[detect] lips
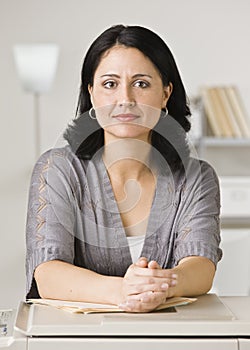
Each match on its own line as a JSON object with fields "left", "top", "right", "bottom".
{"left": 113, "top": 114, "right": 139, "bottom": 122}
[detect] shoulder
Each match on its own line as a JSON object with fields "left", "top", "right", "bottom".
{"left": 28, "top": 146, "right": 90, "bottom": 204}
{"left": 30, "top": 145, "right": 90, "bottom": 183}
{"left": 33, "top": 145, "right": 83, "bottom": 170}
{"left": 35, "top": 145, "right": 77, "bottom": 164}
{"left": 180, "top": 158, "right": 220, "bottom": 198}
{"left": 186, "top": 157, "right": 219, "bottom": 182}
{"left": 159, "top": 157, "right": 219, "bottom": 192}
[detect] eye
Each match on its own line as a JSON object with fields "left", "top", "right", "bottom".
{"left": 103, "top": 80, "right": 117, "bottom": 89}
{"left": 133, "top": 80, "right": 150, "bottom": 88}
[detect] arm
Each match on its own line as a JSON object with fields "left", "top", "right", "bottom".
{"left": 26, "top": 149, "right": 82, "bottom": 299}
{"left": 35, "top": 255, "right": 213, "bottom": 311}
{"left": 169, "top": 256, "right": 215, "bottom": 297}
{"left": 35, "top": 258, "right": 176, "bottom": 306}
{"left": 34, "top": 260, "right": 123, "bottom": 305}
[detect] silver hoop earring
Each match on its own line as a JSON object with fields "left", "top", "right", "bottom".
{"left": 89, "top": 107, "right": 96, "bottom": 120}
{"left": 161, "top": 108, "right": 168, "bottom": 118}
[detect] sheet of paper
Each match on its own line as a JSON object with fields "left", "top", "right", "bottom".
{"left": 27, "top": 297, "right": 197, "bottom": 314}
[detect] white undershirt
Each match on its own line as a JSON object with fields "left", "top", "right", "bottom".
{"left": 127, "top": 235, "right": 145, "bottom": 263}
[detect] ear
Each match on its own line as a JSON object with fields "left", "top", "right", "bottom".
{"left": 88, "top": 84, "right": 94, "bottom": 105}
{"left": 162, "top": 82, "right": 173, "bottom": 108}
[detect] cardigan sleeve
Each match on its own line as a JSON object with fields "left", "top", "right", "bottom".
{"left": 173, "top": 159, "right": 222, "bottom": 267}
{"left": 25, "top": 147, "right": 82, "bottom": 297}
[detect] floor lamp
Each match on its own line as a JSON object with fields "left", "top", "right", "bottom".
{"left": 13, "top": 44, "right": 59, "bottom": 159}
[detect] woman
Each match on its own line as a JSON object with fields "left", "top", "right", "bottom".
{"left": 26, "top": 24, "right": 222, "bottom": 313}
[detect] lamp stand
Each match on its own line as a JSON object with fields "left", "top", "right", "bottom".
{"left": 34, "top": 93, "right": 41, "bottom": 160}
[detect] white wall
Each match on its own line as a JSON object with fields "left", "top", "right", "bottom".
{"left": 0, "top": 0, "right": 250, "bottom": 308}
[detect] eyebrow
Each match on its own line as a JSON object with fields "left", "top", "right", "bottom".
{"left": 100, "top": 73, "right": 153, "bottom": 79}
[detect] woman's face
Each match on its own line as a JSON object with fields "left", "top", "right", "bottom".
{"left": 88, "top": 45, "right": 172, "bottom": 143}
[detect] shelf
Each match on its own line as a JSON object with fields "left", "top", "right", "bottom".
{"left": 202, "top": 137, "right": 250, "bottom": 146}
{"left": 221, "top": 217, "right": 250, "bottom": 228}
{"left": 189, "top": 137, "right": 250, "bottom": 147}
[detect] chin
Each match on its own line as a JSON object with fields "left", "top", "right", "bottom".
{"left": 104, "top": 124, "right": 151, "bottom": 140}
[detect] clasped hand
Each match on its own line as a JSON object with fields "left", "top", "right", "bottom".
{"left": 119, "top": 257, "right": 178, "bottom": 313}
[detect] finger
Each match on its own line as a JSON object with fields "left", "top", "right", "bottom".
{"left": 148, "top": 260, "right": 161, "bottom": 269}
{"left": 135, "top": 257, "right": 148, "bottom": 268}
{"left": 123, "top": 266, "right": 177, "bottom": 296}
{"left": 118, "top": 299, "right": 155, "bottom": 313}
{"left": 118, "top": 300, "right": 148, "bottom": 313}
{"left": 125, "top": 278, "right": 170, "bottom": 295}
{"left": 128, "top": 290, "right": 166, "bottom": 303}
{"left": 132, "top": 265, "right": 178, "bottom": 280}
{"left": 119, "top": 292, "right": 165, "bottom": 313}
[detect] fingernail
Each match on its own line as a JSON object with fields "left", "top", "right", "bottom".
{"left": 172, "top": 274, "right": 178, "bottom": 279}
{"left": 170, "top": 280, "right": 177, "bottom": 286}
{"left": 161, "top": 283, "right": 169, "bottom": 290}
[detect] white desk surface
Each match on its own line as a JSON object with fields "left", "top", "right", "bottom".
{"left": 14, "top": 294, "right": 250, "bottom": 337}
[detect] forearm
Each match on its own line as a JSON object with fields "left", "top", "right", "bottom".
{"left": 168, "top": 256, "right": 215, "bottom": 297}
{"left": 34, "top": 260, "right": 123, "bottom": 305}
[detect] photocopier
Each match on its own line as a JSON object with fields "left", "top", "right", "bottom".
{"left": 1, "top": 294, "right": 250, "bottom": 350}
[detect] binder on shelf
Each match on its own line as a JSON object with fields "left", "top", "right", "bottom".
{"left": 217, "top": 87, "right": 242, "bottom": 138}
{"left": 225, "top": 86, "right": 250, "bottom": 138}
{"left": 200, "top": 85, "right": 250, "bottom": 138}
{"left": 209, "top": 87, "right": 233, "bottom": 137}
{"left": 201, "top": 88, "right": 222, "bottom": 137}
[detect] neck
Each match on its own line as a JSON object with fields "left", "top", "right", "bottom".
{"left": 102, "top": 138, "right": 154, "bottom": 182}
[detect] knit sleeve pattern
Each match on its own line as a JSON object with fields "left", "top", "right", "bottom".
{"left": 173, "top": 159, "right": 222, "bottom": 267}
{"left": 25, "top": 147, "right": 82, "bottom": 296}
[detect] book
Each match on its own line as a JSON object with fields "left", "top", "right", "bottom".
{"left": 225, "top": 86, "right": 250, "bottom": 138}
{"left": 201, "top": 85, "right": 250, "bottom": 138}
{"left": 201, "top": 88, "right": 223, "bottom": 137}
{"left": 217, "top": 87, "right": 242, "bottom": 138}
{"left": 27, "top": 296, "right": 197, "bottom": 314}
{"left": 209, "top": 87, "right": 233, "bottom": 137}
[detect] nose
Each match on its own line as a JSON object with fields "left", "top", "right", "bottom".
{"left": 117, "top": 84, "right": 136, "bottom": 107}
{"left": 119, "top": 100, "right": 136, "bottom": 108}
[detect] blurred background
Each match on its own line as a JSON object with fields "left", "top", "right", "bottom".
{"left": 0, "top": 0, "right": 250, "bottom": 308}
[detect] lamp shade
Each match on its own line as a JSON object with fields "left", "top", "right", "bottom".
{"left": 13, "top": 44, "right": 59, "bottom": 94}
